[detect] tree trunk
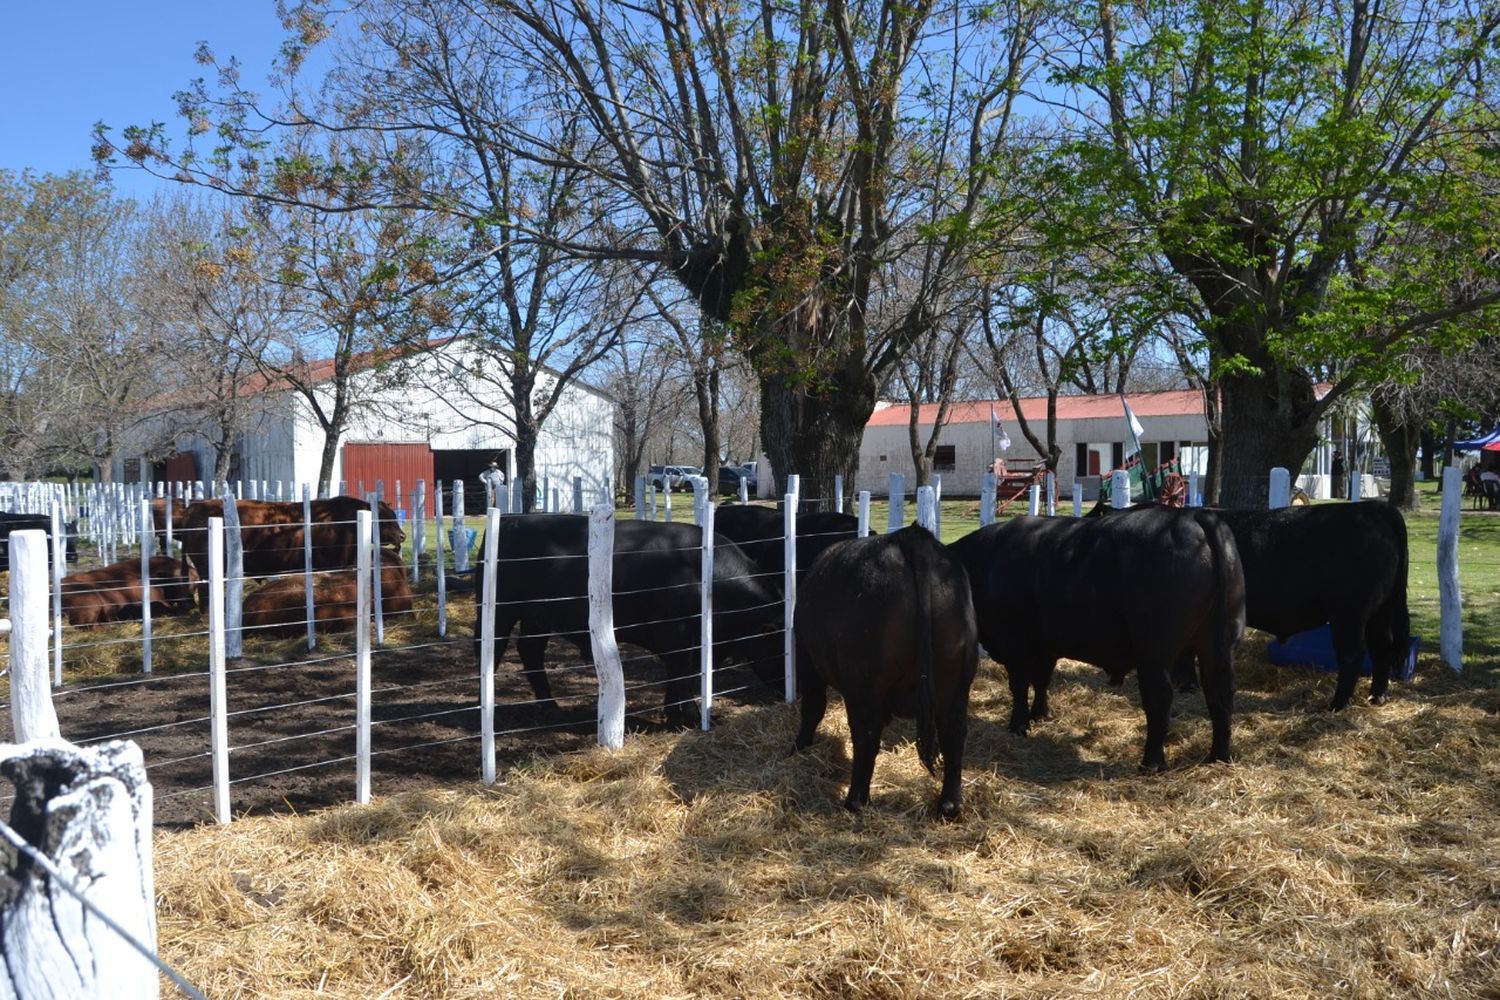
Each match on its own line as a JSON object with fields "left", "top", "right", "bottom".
{"left": 317, "top": 428, "right": 340, "bottom": 494}
{"left": 1215, "top": 368, "right": 1321, "bottom": 507}
{"left": 695, "top": 365, "right": 720, "bottom": 483}
{"left": 1373, "top": 395, "right": 1420, "bottom": 510}
{"left": 1441, "top": 414, "right": 1458, "bottom": 470}
{"left": 1419, "top": 425, "right": 1438, "bottom": 480}
{"left": 907, "top": 392, "right": 931, "bottom": 487}
{"left": 759, "top": 364, "right": 876, "bottom": 512}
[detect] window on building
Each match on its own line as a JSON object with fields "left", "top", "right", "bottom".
{"left": 934, "top": 445, "right": 956, "bottom": 471}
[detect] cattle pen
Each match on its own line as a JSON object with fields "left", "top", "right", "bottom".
{"left": 2, "top": 473, "right": 1498, "bottom": 998}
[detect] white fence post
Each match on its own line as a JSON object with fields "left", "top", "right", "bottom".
{"left": 434, "top": 483, "right": 448, "bottom": 637}
{"left": 738, "top": 476, "right": 748, "bottom": 505}
{"left": 452, "top": 480, "right": 469, "bottom": 573}
{"left": 635, "top": 475, "right": 647, "bottom": 519}
{"left": 1111, "top": 470, "right": 1131, "bottom": 509}
{"left": 355, "top": 510, "right": 372, "bottom": 805}
{"left": 223, "top": 494, "right": 243, "bottom": 659}
{"left": 888, "top": 473, "right": 905, "bottom": 532}
{"left": 207, "top": 517, "right": 230, "bottom": 824}
{"left": 50, "top": 501, "right": 64, "bottom": 687}
{"left": 573, "top": 476, "right": 584, "bottom": 515}
{"left": 933, "top": 474, "right": 943, "bottom": 536}
{"left": 1438, "top": 466, "right": 1464, "bottom": 672}
{"left": 663, "top": 481, "right": 673, "bottom": 522}
{"left": 834, "top": 475, "right": 844, "bottom": 513}
{"left": 980, "top": 472, "right": 997, "bottom": 527}
{"left": 783, "top": 495, "right": 797, "bottom": 703}
{"left": 8, "top": 531, "right": 60, "bottom": 742}
{"left": 648, "top": 482, "right": 658, "bottom": 521}
{"left": 368, "top": 494, "right": 385, "bottom": 647}
{"left": 699, "top": 499, "right": 714, "bottom": 732}
{"left": 479, "top": 508, "right": 501, "bottom": 784}
{"left": 588, "top": 505, "right": 626, "bottom": 749}
{"left": 138, "top": 499, "right": 152, "bottom": 674}
{"left": 1045, "top": 471, "right": 1057, "bottom": 516}
{"left": 1268, "top": 467, "right": 1291, "bottom": 509}
{"left": 412, "top": 480, "right": 426, "bottom": 584}
{"left": 1073, "top": 482, "right": 1084, "bottom": 517}
{"left": 1028, "top": 483, "right": 1041, "bottom": 516}
{"left": 857, "top": 491, "right": 871, "bottom": 537}
{"left": 303, "top": 485, "right": 316, "bottom": 651}
{"left": 0, "top": 740, "right": 163, "bottom": 1000}
{"left": 1189, "top": 471, "right": 1200, "bottom": 506}
{"left": 916, "top": 485, "right": 937, "bottom": 534}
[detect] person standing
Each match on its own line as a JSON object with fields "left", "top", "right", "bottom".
{"left": 1331, "top": 449, "right": 1346, "bottom": 500}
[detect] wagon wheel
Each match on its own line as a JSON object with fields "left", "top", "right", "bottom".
{"left": 1289, "top": 486, "right": 1312, "bottom": 506}
{"left": 1159, "top": 474, "right": 1187, "bottom": 508}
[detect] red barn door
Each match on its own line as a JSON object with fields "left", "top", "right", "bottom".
{"left": 341, "top": 442, "right": 435, "bottom": 511}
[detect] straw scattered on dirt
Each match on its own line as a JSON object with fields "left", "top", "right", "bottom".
{"left": 154, "top": 647, "right": 1500, "bottom": 999}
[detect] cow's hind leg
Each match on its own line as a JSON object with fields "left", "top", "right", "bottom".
{"left": 843, "top": 698, "right": 884, "bottom": 812}
{"left": 1327, "top": 619, "right": 1367, "bottom": 711}
{"left": 517, "top": 630, "right": 558, "bottom": 709}
{"left": 1030, "top": 658, "right": 1058, "bottom": 721}
{"left": 793, "top": 649, "right": 828, "bottom": 753}
{"left": 1364, "top": 615, "right": 1397, "bottom": 705}
{"left": 1198, "top": 641, "right": 1234, "bottom": 764}
{"left": 1003, "top": 660, "right": 1033, "bottom": 735}
{"left": 1138, "top": 665, "right": 1173, "bottom": 772}
{"left": 935, "top": 684, "right": 970, "bottom": 820}
{"left": 659, "top": 651, "right": 700, "bottom": 729}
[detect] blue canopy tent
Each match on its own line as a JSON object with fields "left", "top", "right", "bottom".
{"left": 1453, "top": 428, "right": 1500, "bottom": 451}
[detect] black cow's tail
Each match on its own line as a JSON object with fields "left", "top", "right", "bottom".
{"left": 898, "top": 526, "right": 940, "bottom": 776}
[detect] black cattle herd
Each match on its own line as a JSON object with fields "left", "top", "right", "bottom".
{"left": 475, "top": 499, "right": 1410, "bottom": 819}
{"left": 5, "top": 496, "right": 1412, "bottom": 820}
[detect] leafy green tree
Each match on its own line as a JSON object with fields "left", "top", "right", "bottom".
{"left": 1046, "top": 0, "right": 1500, "bottom": 504}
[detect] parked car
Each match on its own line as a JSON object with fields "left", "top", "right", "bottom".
{"left": 718, "top": 466, "right": 750, "bottom": 495}
{"left": 647, "top": 465, "right": 701, "bottom": 492}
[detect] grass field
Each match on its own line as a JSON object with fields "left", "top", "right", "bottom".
{"left": 131, "top": 491, "right": 1500, "bottom": 999}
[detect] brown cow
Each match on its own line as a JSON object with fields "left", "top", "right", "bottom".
{"left": 241, "top": 551, "right": 414, "bottom": 635}
{"left": 177, "top": 497, "right": 405, "bottom": 605}
{"left": 61, "top": 556, "right": 199, "bottom": 627}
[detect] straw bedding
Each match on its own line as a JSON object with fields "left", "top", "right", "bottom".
{"left": 155, "top": 649, "right": 1499, "bottom": 998}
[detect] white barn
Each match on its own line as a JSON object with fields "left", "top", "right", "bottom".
{"left": 857, "top": 389, "right": 1210, "bottom": 497}
{"left": 117, "top": 339, "right": 615, "bottom": 508}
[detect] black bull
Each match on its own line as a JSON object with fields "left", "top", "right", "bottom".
{"left": 710, "top": 505, "right": 862, "bottom": 579}
{"left": 1090, "top": 501, "right": 1411, "bottom": 710}
{"left": 472, "top": 515, "right": 785, "bottom": 725}
{"left": 951, "top": 506, "right": 1246, "bottom": 770}
{"left": 794, "top": 526, "right": 978, "bottom": 817}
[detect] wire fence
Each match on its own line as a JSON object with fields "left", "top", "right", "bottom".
{"left": 2, "top": 467, "right": 1492, "bottom": 828}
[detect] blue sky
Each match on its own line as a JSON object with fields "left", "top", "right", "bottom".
{"left": 0, "top": 2, "right": 292, "bottom": 200}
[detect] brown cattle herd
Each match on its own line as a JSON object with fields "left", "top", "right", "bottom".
{"left": 59, "top": 497, "right": 407, "bottom": 631}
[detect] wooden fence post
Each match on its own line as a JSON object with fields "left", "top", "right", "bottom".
{"left": 368, "top": 494, "right": 385, "bottom": 647}
{"left": 738, "top": 476, "right": 748, "bottom": 505}
{"left": 412, "top": 480, "right": 426, "bottom": 584}
{"left": 1188, "top": 472, "right": 1200, "bottom": 506}
{"left": 0, "top": 740, "right": 164, "bottom": 999}
{"left": 8, "top": 531, "right": 60, "bottom": 742}
{"left": 1268, "top": 467, "right": 1291, "bottom": 509}
{"left": 699, "top": 499, "right": 715, "bottom": 731}
{"left": 1073, "top": 482, "right": 1084, "bottom": 517}
{"left": 573, "top": 476, "right": 584, "bottom": 515}
{"left": 355, "top": 511, "right": 372, "bottom": 805}
{"left": 635, "top": 475, "right": 647, "bottom": 519}
{"left": 223, "top": 494, "right": 243, "bottom": 659}
{"left": 980, "top": 473, "right": 996, "bottom": 527}
{"left": 834, "top": 475, "right": 844, "bottom": 513}
{"left": 857, "top": 491, "right": 871, "bottom": 537}
{"left": 479, "top": 508, "right": 501, "bottom": 784}
{"left": 49, "top": 501, "right": 64, "bottom": 687}
{"left": 452, "top": 480, "right": 468, "bottom": 573}
{"left": 1028, "top": 483, "right": 1041, "bottom": 516}
{"left": 888, "top": 473, "right": 905, "bottom": 532}
{"left": 434, "top": 483, "right": 448, "bottom": 637}
{"left": 207, "top": 517, "right": 230, "bottom": 824}
{"left": 663, "top": 480, "right": 673, "bottom": 522}
{"left": 138, "top": 499, "right": 152, "bottom": 674}
{"left": 1111, "top": 470, "right": 1131, "bottom": 509}
{"left": 916, "top": 485, "right": 938, "bottom": 534}
{"left": 588, "top": 505, "right": 626, "bottom": 749}
{"left": 1438, "top": 466, "right": 1463, "bottom": 672}
{"left": 303, "top": 485, "right": 316, "bottom": 651}
{"left": 1045, "top": 471, "right": 1057, "bottom": 516}
{"left": 933, "top": 474, "right": 943, "bottom": 536}
{"left": 783, "top": 495, "right": 797, "bottom": 703}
